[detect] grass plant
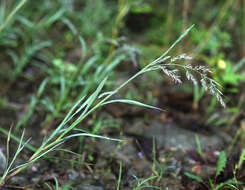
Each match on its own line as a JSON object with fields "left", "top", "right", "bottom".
{"left": 0, "top": 1, "right": 244, "bottom": 189}
{"left": 0, "top": 24, "right": 226, "bottom": 188}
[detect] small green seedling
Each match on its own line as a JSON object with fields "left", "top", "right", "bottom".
{"left": 185, "top": 150, "right": 243, "bottom": 190}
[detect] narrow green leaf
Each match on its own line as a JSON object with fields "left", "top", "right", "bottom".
{"left": 44, "top": 182, "right": 53, "bottom": 190}
{"left": 102, "top": 99, "right": 162, "bottom": 111}
{"left": 136, "top": 186, "right": 160, "bottom": 189}
{"left": 214, "top": 182, "right": 226, "bottom": 190}
{"left": 140, "top": 175, "right": 158, "bottom": 185}
{"left": 208, "top": 177, "right": 214, "bottom": 189}
{"left": 79, "top": 35, "right": 87, "bottom": 60}
{"left": 37, "top": 78, "right": 49, "bottom": 97}
{"left": 81, "top": 55, "right": 99, "bottom": 75}
{"left": 98, "top": 91, "right": 115, "bottom": 99}
{"left": 64, "top": 133, "right": 122, "bottom": 142}
{"left": 52, "top": 176, "right": 59, "bottom": 190}
{"left": 237, "top": 148, "right": 245, "bottom": 169}
{"left": 117, "top": 161, "right": 123, "bottom": 190}
{"left": 45, "top": 8, "right": 65, "bottom": 26}
{"left": 184, "top": 172, "right": 203, "bottom": 183}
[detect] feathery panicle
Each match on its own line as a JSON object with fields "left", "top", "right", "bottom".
{"left": 147, "top": 54, "right": 225, "bottom": 107}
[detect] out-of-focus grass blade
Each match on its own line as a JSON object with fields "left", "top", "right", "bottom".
{"left": 40, "top": 8, "right": 65, "bottom": 27}
{"left": 81, "top": 55, "right": 99, "bottom": 75}
{"left": 99, "top": 55, "right": 125, "bottom": 78}
{"left": 15, "top": 79, "right": 48, "bottom": 131}
{"left": 62, "top": 17, "right": 77, "bottom": 35}
{"left": 17, "top": 16, "right": 34, "bottom": 28}
{"left": 234, "top": 57, "right": 245, "bottom": 72}
{"left": 151, "top": 24, "right": 195, "bottom": 65}
{"left": 79, "top": 36, "right": 87, "bottom": 60}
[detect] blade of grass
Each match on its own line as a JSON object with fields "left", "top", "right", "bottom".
{"left": 102, "top": 99, "right": 162, "bottom": 111}
{"left": 63, "top": 133, "right": 122, "bottom": 142}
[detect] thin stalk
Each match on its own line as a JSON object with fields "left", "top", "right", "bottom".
{"left": 117, "top": 161, "right": 123, "bottom": 190}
